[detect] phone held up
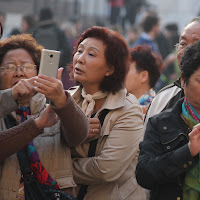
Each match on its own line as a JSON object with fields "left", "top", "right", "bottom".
{"left": 39, "top": 49, "right": 61, "bottom": 78}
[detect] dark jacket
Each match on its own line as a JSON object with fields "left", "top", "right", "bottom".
{"left": 33, "top": 20, "right": 71, "bottom": 67}
{"left": 136, "top": 98, "right": 198, "bottom": 200}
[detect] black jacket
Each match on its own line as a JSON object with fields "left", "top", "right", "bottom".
{"left": 136, "top": 98, "right": 198, "bottom": 200}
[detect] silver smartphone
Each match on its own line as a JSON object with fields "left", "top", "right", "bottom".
{"left": 39, "top": 49, "right": 61, "bottom": 78}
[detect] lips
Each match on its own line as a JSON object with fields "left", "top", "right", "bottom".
{"left": 75, "top": 67, "right": 84, "bottom": 73}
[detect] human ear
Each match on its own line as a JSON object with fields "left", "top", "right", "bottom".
{"left": 180, "top": 73, "right": 184, "bottom": 89}
{"left": 105, "top": 65, "right": 114, "bottom": 76}
{"left": 141, "top": 71, "right": 148, "bottom": 83}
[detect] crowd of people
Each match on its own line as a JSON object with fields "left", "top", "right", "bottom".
{"left": 1, "top": 4, "right": 200, "bottom": 200}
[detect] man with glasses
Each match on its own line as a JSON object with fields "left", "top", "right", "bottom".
{"left": 144, "top": 17, "right": 200, "bottom": 127}
{"left": 142, "top": 16, "right": 200, "bottom": 200}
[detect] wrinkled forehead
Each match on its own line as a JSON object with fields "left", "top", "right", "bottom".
{"left": 180, "top": 21, "right": 200, "bottom": 42}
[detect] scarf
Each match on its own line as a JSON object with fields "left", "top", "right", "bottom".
{"left": 81, "top": 88, "right": 108, "bottom": 117}
{"left": 182, "top": 97, "right": 200, "bottom": 200}
{"left": 139, "top": 89, "right": 156, "bottom": 114}
{"left": 16, "top": 106, "right": 59, "bottom": 200}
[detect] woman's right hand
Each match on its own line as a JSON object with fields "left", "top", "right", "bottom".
{"left": 12, "top": 77, "right": 36, "bottom": 106}
{"left": 34, "top": 105, "right": 59, "bottom": 129}
{"left": 188, "top": 123, "right": 200, "bottom": 156}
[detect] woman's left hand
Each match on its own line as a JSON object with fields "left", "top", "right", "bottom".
{"left": 35, "top": 105, "right": 59, "bottom": 129}
{"left": 34, "top": 68, "right": 67, "bottom": 108}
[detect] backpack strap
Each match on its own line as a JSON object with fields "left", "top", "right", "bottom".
{"left": 77, "top": 109, "right": 110, "bottom": 200}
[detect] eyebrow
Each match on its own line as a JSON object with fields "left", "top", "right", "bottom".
{"left": 78, "top": 44, "right": 100, "bottom": 52}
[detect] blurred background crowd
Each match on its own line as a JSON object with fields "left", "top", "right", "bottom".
{"left": 1, "top": 0, "right": 200, "bottom": 92}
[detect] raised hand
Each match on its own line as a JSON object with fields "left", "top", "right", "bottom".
{"left": 34, "top": 105, "right": 59, "bottom": 129}
{"left": 34, "top": 68, "right": 67, "bottom": 108}
{"left": 12, "top": 77, "right": 36, "bottom": 106}
{"left": 188, "top": 123, "right": 200, "bottom": 156}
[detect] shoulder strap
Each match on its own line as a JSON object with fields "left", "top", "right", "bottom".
{"left": 77, "top": 109, "right": 110, "bottom": 200}
{"left": 17, "top": 148, "right": 32, "bottom": 176}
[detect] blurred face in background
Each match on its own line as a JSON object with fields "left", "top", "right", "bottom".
{"left": 125, "top": 61, "right": 142, "bottom": 95}
{"left": 21, "top": 19, "right": 29, "bottom": 33}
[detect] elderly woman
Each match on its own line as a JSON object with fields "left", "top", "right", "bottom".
{"left": 136, "top": 40, "right": 200, "bottom": 200}
{"left": 0, "top": 34, "right": 89, "bottom": 199}
{"left": 125, "top": 45, "right": 161, "bottom": 114}
{"left": 68, "top": 26, "right": 145, "bottom": 200}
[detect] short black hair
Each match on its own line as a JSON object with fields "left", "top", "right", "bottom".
{"left": 142, "top": 15, "right": 159, "bottom": 33}
{"left": 181, "top": 40, "right": 200, "bottom": 85}
{"left": 165, "top": 23, "right": 178, "bottom": 32}
{"left": 130, "top": 45, "right": 161, "bottom": 88}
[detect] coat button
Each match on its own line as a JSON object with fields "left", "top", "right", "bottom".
{"left": 183, "top": 164, "right": 187, "bottom": 168}
{"left": 188, "top": 161, "right": 192, "bottom": 165}
{"left": 163, "top": 126, "right": 167, "bottom": 130}
{"left": 167, "top": 146, "right": 170, "bottom": 149}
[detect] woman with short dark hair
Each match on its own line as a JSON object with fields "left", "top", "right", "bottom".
{"left": 125, "top": 45, "right": 162, "bottom": 114}
{"left": 68, "top": 26, "right": 145, "bottom": 200}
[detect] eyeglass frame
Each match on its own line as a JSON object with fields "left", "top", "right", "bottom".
{"left": 174, "top": 43, "right": 180, "bottom": 51}
{"left": 0, "top": 63, "right": 37, "bottom": 73}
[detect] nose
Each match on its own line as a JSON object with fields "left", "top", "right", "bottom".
{"left": 76, "top": 52, "right": 85, "bottom": 64}
{"left": 14, "top": 66, "right": 25, "bottom": 77}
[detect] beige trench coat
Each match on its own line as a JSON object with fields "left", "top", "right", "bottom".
{"left": 70, "top": 86, "right": 146, "bottom": 200}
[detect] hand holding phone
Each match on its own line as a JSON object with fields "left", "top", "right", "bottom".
{"left": 39, "top": 49, "right": 61, "bottom": 78}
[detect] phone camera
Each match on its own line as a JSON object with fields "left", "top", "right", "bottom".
{"left": 50, "top": 54, "right": 53, "bottom": 58}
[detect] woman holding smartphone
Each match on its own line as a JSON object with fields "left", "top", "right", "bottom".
{"left": 0, "top": 34, "right": 89, "bottom": 199}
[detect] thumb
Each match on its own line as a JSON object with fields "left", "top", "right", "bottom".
{"left": 57, "top": 67, "right": 63, "bottom": 81}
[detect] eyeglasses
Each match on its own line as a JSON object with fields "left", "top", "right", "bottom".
{"left": 0, "top": 63, "right": 37, "bottom": 73}
{"left": 174, "top": 43, "right": 180, "bottom": 51}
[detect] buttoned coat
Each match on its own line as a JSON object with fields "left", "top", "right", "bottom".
{"left": 69, "top": 86, "right": 146, "bottom": 200}
{"left": 136, "top": 98, "right": 198, "bottom": 200}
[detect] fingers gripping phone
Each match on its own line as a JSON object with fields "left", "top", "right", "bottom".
{"left": 39, "top": 49, "right": 61, "bottom": 78}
